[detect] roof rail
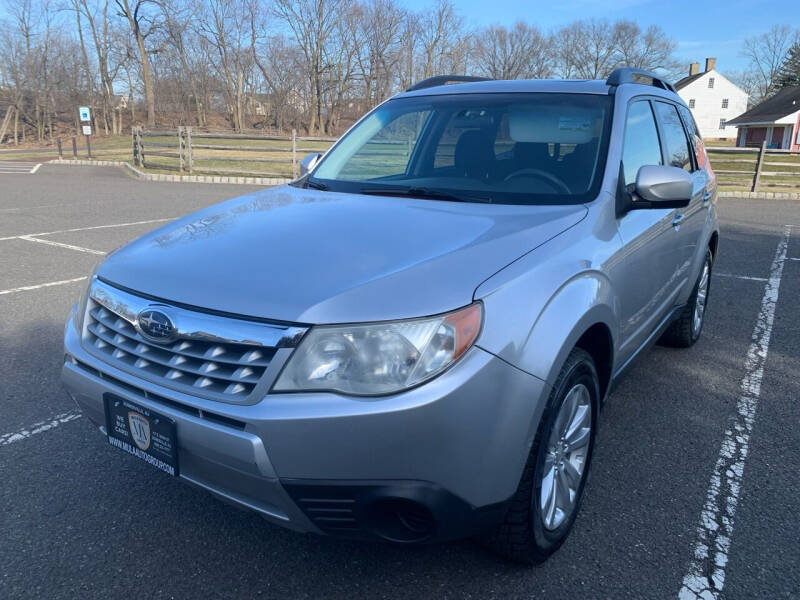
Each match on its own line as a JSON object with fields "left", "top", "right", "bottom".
{"left": 605, "top": 68, "right": 676, "bottom": 94}
{"left": 405, "top": 75, "right": 492, "bottom": 92}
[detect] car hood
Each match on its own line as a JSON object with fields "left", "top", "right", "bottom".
{"left": 98, "top": 186, "right": 587, "bottom": 324}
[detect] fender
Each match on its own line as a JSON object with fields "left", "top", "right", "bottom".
{"left": 477, "top": 272, "right": 618, "bottom": 386}
{"left": 527, "top": 274, "right": 618, "bottom": 388}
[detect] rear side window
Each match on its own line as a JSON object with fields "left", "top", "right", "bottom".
{"left": 622, "top": 100, "right": 662, "bottom": 187}
{"left": 677, "top": 105, "right": 700, "bottom": 139}
{"left": 678, "top": 104, "right": 703, "bottom": 169}
{"left": 654, "top": 102, "right": 692, "bottom": 172}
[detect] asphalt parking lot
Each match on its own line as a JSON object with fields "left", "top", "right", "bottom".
{"left": 1, "top": 164, "right": 798, "bottom": 599}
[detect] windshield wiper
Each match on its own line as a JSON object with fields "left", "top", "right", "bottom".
{"left": 305, "top": 178, "right": 329, "bottom": 191}
{"left": 359, "top": 186, "right": 491, "bottom": 203}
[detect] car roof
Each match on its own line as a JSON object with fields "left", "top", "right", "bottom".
{"left": 395, "top": 78, "right": 680, "bottom": 101}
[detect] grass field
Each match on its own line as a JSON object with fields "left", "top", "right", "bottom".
{"left": 707, "top": 147, "right": 800, "bottom": 191}
{"left": 0, "top": 134, "right": 335, "bottom": 178}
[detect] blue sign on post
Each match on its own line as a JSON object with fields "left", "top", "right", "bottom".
{"left": 79, "top": 106, "right": 91, "bottom": 122}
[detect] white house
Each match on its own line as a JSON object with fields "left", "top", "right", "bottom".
{"left": 675, "top": 58, "right": 749, "bottom": 141}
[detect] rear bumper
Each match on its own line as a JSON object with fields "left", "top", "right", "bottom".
{"left": 62, "top": 308, "right": 547, "bottom": 542}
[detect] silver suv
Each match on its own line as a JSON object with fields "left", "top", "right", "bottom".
{"left": 62, "top": 69, "right": 718, "bottom": 563}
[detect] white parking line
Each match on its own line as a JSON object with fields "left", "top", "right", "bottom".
{"left": 0, "top": 161, "right": 41, "bottom": 174}
{"left": 679, "top": 226, "right": 791, "bottom": 600}
{"left": 712, "top": 272, "right": 769, "bottom": 282}
{"left": 0, "top": 203, "right": 65, "bottom": 213}
{"left": 0, "top": 217, "right": 175, "bottom": 242}
{"left": 0, "top": 276, "right": 87, "bottom": 296}
{"left": 0, "top": 412, "right": 83, "bottom": 447}
{"left": 19, "top": 235, "right": 105, "bottom": 255}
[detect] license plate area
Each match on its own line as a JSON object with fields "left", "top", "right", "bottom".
{"left": 104, "top": 395, "right": 179, "bottom": 476}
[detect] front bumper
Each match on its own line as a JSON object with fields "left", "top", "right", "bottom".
{"left": 62, "top": 308, "right": 548, "bottom": 542}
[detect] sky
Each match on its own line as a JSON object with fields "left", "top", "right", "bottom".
{"left": 406, "top": 0, "right": 800, "bottom": 75}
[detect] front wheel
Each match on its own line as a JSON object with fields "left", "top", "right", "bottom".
{"left": 483, "top": 348, "right": 599, "bottom": 564}
{"left": 659, "top": 248, "right": 713, "bottom": 348}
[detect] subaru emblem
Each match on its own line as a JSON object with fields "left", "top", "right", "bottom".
{"left": 136, "top": 309, "right": 176, "bottom": 343}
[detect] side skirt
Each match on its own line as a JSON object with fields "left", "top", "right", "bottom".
{"left": 608, "top": 303, "right": 685, "bottom": 394}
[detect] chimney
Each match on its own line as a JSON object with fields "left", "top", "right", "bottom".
{"left": 689, "top": 62, "right": 700, "bottom": 76}
{"left": 705, "top": 57, "right": 716, "bottom": 72}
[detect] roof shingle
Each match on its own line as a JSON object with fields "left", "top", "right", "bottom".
{"left": 726, "top": 86, "right": 800, "bottom": 125}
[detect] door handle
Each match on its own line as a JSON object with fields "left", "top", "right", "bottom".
{"left": 702, "top": 191, "right": 712, "bottom": 206}
{"left": 672, "top": 213, "right": 686, "bottom": 228}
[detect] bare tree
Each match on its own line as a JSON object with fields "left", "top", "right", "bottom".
{"left": 741, "top": 25, "right": 800, "bottom": 101}
{"left": 273, "top": 0, "right": 353, "bottom": 134}
{"left": 75, "top": 0, "right": 126, "bottom": 134}
{"left": 727, "top": 70, "right": 759, "bottom": 106}
{"left": 554, "top": 20, "right": 620, "bottom": 79}
{"left": 199, "top": 0, "right": 254, "bottom": 132}
{"left": 417, "top": 0, "right": 469, "bottom": 79}
{"left": 473, "top": 22, "right": 551, "bottom": 79}
{"left": 115, "top": 0, "right": 163, "bottom": 126}
{"left": 612, "top": 21, "right": 680, "bottom": 77}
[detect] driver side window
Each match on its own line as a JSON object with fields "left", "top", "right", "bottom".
{"left": 622, "top": 101, "right": 663, "bottom": 187}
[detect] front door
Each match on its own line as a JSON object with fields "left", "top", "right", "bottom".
{"left": 615, "top": 99, "right": 687, "bottom": 365}
{"left": 652, "top": 101, "right": 707, "bottom": 293}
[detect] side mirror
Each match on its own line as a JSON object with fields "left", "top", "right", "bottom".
{"left": 299, "top": 153, "right": 322, "bottom": 177}
{"left": 633, "top": 165, "right": 692, "bottom": 209}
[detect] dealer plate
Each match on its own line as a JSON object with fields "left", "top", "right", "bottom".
{"left": 104, "top": 395, "right": 179, "bottom": 476}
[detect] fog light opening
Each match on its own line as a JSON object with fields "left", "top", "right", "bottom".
{"left": 366, "top": 498, "right": 435, "bottom": 543}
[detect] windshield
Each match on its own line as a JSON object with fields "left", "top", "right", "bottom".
{"left": 308, "top": 92, "right": 612, "bottom": 205}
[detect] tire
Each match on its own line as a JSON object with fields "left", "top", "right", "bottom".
{"left": 482, "top": 348, "right": 599, "bottom": 564}
{"left": 659, "top": 248, "right": 713, "bottom": 348}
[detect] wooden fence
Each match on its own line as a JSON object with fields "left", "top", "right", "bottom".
{"left": 132, "top": 127, "right": 336, "bottom": 178}
{"left": 706, "top": 143, "right": 800, "bottom": 192}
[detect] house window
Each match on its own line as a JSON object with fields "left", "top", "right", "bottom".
{"left": 689, "top": 99, "right": 695, "bottom": 108}
{"left": 719, "top": 119, "right": 726, "bottom": 130}
{"left": 708, "top": 77, "right": 715, "bottom": 89}
{"left": 721, "top": 98, "right": 728, "bottom": 109}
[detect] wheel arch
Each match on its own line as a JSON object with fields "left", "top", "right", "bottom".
{"left": 708, "top": 230, "right": 719, "bottom": 259}
{"left": 573, "top": 323, "right": 614, "bottom": 402}
{"left": 514, "top": 272, "right": 619, "bottom": 393}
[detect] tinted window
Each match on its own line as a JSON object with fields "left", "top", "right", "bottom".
{"left": 622, "top": 100, "right": 662, "bottom": 187}
{"left": 654, "top": 102, "right": 692, "bottom": 172}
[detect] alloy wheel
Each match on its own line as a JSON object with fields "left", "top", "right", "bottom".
{"left": 693, "top": 261, "right": 710, "bottom": 335}
{"left": 540, "top": 383, "right": 592, "bottom": 531}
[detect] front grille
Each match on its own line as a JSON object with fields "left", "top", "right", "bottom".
{"left": 85, "top": 300, "right": 276, "bottom": 398}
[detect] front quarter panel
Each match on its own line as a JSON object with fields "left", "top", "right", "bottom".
{"left": 474, "top": 197, "right": 623, "bottom": 389}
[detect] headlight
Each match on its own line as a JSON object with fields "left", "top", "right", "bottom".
{"left": 273, "top": 302, "right": 482, "bottom": 396}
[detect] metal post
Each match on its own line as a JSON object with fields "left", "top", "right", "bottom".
{"left": 186, "top": 126, "right": 193, "bottom": 173}
{"left": 137, "top": 127, "right": 146, "bottom": 168}
{"left": 57, "top": 138, "right": 62, "bottom": 159}
{"left": 752, "top": 140, "right": 766, "bottom": 192}
{"left": 86, "top": 133, "right": 92, "bottom": 159}
{"left": 178, "top": 126, "right": 185, "bottom": 173}
{"left": 132, "top": 126, "right": 138, "bottom": 166}
{"left": 71, "top": 136, "right": 77, "bottom": 159}
{"left": 292, "top": 128, "right": 297, "bottom": 178}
